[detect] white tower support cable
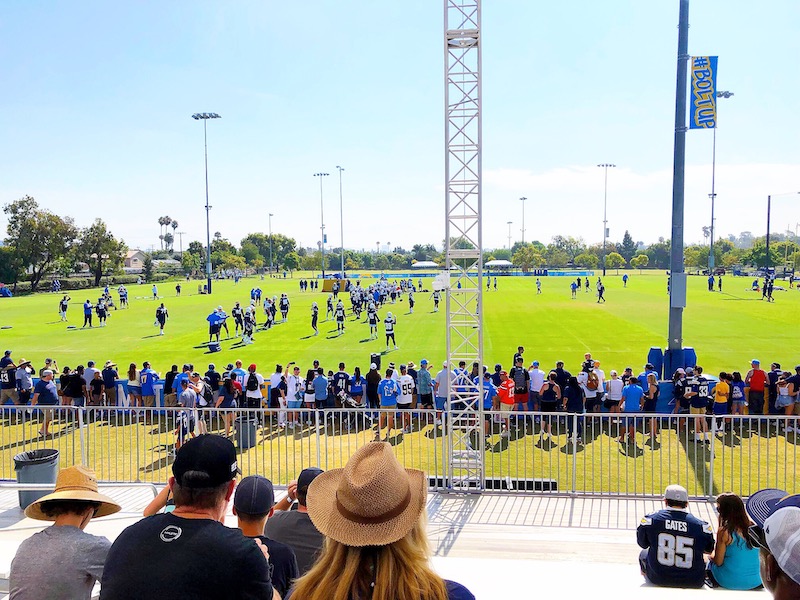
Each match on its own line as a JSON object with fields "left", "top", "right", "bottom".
{"left": 444, "top": 0, "right": 483, "bottom": 491}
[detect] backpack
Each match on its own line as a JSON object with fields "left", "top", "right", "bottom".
{"left": 199, "top": 383, "right": 213, "bottom": 407}
{"left": 587, "top": 371, "right": 599, "bottom": 390}
{"left": 246, "top": 373, "right": 259, "bottom": 392}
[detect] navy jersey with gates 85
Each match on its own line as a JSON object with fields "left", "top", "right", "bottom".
{"left": 636, "top": 508, "right": 714, "bottom": 588}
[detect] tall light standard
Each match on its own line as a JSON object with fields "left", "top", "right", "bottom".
{"left": 192, "top": 112, "right": 221, "bottom": 294}
{"left": 597, "top": 163, "right": 616, "bottom": 276}
{"left": 766, "top": 192, "right": 800, "bottom": 274}
{"left": 268, "top": 213, "right": 274, "bottom": 275}
{"left": 506, "top": 221, "right": 513, "bottom": 250}
{"left": 313, "top": 173, "right": 329, "bottom": 277}
{"left": 336, "top": 165, "right": 345, "bottom": 279}
{"left": 176, "top": 231, "right": 186, "bottom": 255}
{"left": 519, "top": 197, "right": 527, "bottom": 243}
{"left": 708, "top": 90, "right": 734, "bottom": 273}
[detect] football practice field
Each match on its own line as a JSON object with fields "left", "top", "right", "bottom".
{"left": 0, "top": 270, "right": 797, "bottom": 375}
{"left": 1, "top": 270, "right": 799, "bottom": 496}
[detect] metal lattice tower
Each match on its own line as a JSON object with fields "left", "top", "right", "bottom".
{"left": 444, "top": 0, "right": 483, "bottom": 491}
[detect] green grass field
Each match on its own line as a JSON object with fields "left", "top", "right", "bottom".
{"left": 1, "top": 270, "right": 798, "bottom": 376}
{"left": 2, "top": 270, "right": 798, "bottom": 496}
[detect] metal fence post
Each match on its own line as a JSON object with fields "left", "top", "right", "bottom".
{"left": 708, "top": 416, "right": 716, "bottom": 500}
{"left": 77, "top": 407, "right": 88, "bottom": 467}
{"left": 571, "top": 413, "right": 578, "bottom": 495}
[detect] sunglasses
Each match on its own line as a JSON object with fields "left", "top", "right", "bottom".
{"left": 748, "top": 524, "right": 769, "bottom": 553}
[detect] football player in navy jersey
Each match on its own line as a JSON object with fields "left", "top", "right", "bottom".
{"left": 310, "top": 302, "right": 319, "bottom": 336}
{"left": 366, "top": 303, "right": 379, "bottom": 340}
{"left": 637, "top": 484, "right": 714, "bottom": 588}
{"left": 231, "top": 302, "right": 244, "bottom": 337}
{"left": 326, "top": 295, "right": 334, "bottom": 321}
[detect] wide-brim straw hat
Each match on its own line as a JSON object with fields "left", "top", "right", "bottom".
{"left": 25, "top": 466, "right": 121, "bottom": 521}
{"left": 307, "top": 442, "right": 426, "bottom": 547}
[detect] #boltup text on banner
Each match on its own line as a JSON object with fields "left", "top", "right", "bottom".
{"left": 690, "top": 56, "right": 718, "bottom": 129}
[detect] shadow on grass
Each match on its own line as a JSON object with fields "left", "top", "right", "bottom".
{"left": 0, "top": 422, "right": 77, "bottom": 453}
{"left": 618, "top": 441, "right": 644, "bottom": 458}
{"left": 140, "top": 450, "right": 175, "bottom": 474}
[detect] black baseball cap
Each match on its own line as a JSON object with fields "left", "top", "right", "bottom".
{"left": 297, "top": 467, "right": 324, "bottom": 494}
{"left": 172, "top": 435, "right": 239, "bottom": 488}
{"left": 234, "top": 475, "right": 275, "bottom": 515}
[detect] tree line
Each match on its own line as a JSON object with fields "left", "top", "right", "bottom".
{"left": 4, "top": 196, "right": 798, "bottom": 293}
{"left": 1, "top": 197, "right": 126, "bottom": 291}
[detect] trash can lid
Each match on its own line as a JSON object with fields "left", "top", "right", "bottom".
{"left": 13, "top": 449, "right": 60, "bottom": 468}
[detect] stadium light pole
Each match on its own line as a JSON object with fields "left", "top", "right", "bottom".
{"left": 765, "top": 192, "right": 800, "bottom": 275}
{"left": 708, "top": 90, "right": 733, "bottom": 273}
{"left": 314, "top": 173, "right": 329, "bottom": 277}
{"left": 268, "top": 213, "right": 274, "bottom": 275}
{"left": 666, "top": 0, "right": 689, "bottom": 375}
{"left": 506, "top": 221, "right": 513, "bottom": 249}
{"left": 519, "top": 197, "right": 527, "bottom": 243}
{"left": 597, "top": 163, "right": 616, "bottom": 276}
{"left": 192, "top": 112, "right": 221, "bottom": 294}
{"left": 176, "top": 231, "right": 186, "bottom": 255}
{"left": 336, "top": 165, "right": 345, "bottom": 279}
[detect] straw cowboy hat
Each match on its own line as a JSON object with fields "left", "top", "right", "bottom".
{"left": 306, "top": 442, "right": 426, "bottom": 547}
{"left": 25, "top": 466, "right": 121, "bottom": 521}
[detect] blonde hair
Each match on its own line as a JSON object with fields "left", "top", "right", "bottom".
{"left": 290, "top": 514, "right": 448, "bottom": 600}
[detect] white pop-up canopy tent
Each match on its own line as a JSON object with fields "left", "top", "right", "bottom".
{"left": 411, "top": 261, "right": 440, "bottom": 268}
{"left": 484, "top": 259, "right": 513, "bottom": 267}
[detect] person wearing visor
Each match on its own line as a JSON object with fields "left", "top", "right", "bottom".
{"left": 746, "top": 488, "right": 800, "bottom": 600}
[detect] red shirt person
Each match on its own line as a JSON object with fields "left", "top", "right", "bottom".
{"left": 745, "top": 359, "right": 768, "bottom": 415}
{"left": 496, "top": 371, "right": 516, "bottom": 438}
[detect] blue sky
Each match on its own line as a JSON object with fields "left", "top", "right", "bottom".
{"left": 1, "top": 0, "right": 798, "bottom": 253}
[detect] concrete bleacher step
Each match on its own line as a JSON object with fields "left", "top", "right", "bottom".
{"left": 0, "top": 489, "right": 769, "bottom": 599}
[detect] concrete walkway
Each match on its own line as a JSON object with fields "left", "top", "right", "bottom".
{"left": 0, "top": 489, "right": 767, "bottom": 599}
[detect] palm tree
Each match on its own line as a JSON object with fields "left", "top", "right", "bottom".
{"left": 157, "top": 216, "right": 173, "bottom": 249}
{"left": 157, "top": 216, "right": 167, "bottom": 249}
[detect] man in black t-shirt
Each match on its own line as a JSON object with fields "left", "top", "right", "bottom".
{"left": 100, "top": 435, "right": 276, "bottom": 600}
{"left": 552, "top": 361, "right": 571, "bottom": 392}
{"left": 234, "top": 475, "right": 299, "bottom": 598}
{"left": 204, "top": 363, "right": 222, "bottom": 403}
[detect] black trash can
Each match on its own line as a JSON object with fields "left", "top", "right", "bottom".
{"left": 13, "top": 449, "right": 60, "bottom": 510}
{"left": 370, "top": 353, "right": 381, "bottom": 372}
{"left": 235, "top": 417, "right": 258, "bottom": 450}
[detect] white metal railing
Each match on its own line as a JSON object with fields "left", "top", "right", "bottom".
{"left": 0, "top": 481, "right": 159, "bottom": 497}
{"left": 0, "top": 405, "right": 797, "bottom": 498}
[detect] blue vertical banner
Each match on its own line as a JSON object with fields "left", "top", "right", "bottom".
{"left": 689, "top": 56, "right": 718, "bottom": 129}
